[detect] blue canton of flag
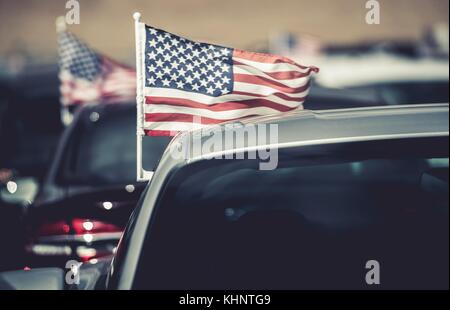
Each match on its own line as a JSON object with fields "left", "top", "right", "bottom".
{"left": 145, "top": 27, "right": 234, "bottom": 97}
{"left": 59, "top": 31, "right": 102, "bottom": 82}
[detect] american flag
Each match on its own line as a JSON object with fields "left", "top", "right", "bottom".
{"left": 140, "top": 26, "right": 319, "bottom": 136}
{"left": 58, "top": 31, "right": 136, "bottom": 107}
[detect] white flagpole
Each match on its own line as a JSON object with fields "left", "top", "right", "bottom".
{"left": 55, "top": 16, "right": 73, "bottom": 126}
{"left": 56, "top": 16, "right": 67, "bottom": 32}
{"left": 134, "top": 12, "right": 153, "bottom": 182}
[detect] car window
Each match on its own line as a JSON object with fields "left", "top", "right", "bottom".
{"left": 133, "top": 137, "right": 449, "bottom": 289}
{"left": 58, "top": 105, "right": 171, "bottom": 186}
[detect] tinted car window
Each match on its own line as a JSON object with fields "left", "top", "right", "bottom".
{"left": 134, "top": 137, "right": 449, "bottom": 289}
{"left": 58, "top": 104, "right": 171, "bottom": 186}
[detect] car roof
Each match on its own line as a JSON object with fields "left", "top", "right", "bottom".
{"left": 170, "top": 103, "right": 448, "bottom": 162}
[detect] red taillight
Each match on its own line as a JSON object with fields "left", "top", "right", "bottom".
{"left": 32, "top": 219, "right": 123, "bottom": 261}
{"left": 71, "top": 219, "right": 122, "bottom": 235}
{"left": 37, "top": 219, "right": 122, "bottom": 237}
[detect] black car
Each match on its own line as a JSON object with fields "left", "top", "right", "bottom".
{"left": 24, "top": 102, "right": 170, "bottom": 267}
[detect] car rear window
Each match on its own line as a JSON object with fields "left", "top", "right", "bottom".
{"left": 58, "top": 105, "right": 171, "bottom": 186}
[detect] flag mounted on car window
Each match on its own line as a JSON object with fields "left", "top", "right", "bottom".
{"left": 58, "top": 30, "right": 136, "bottom": 110}
{"left": 134, "top": 16, "right": 319, "bottom": 137}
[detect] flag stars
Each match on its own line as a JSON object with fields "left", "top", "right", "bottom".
{"left": 144, "top": 26, "right": 233, "bottom": 96}
{"left": 163, "top": 53, "right": 172, "bottom": 62}
{"left": 178, "top": 68, "right": 186, "bottom": 76}
{"left": 185, "top": 76, "right": 194, "bottom": 84}
{"left": 186, "top": 63, "right": 195, "bottom": 72}
{"left": 185, "top": 53, "right": 194, "bottom": 61}
{"left": 193, "top": 71, "right": 201, "bottom": 80}
{"left": 222, "top": 76, "right": 231, "bottom": 84}
{"left": 221, "top": 64, "right": 230, "bottom": 72}
{"left": 156, "top": 46, "right": 165, "bottom": 54}
{"left": 162, "top": 78, "right": 171, "bottom": 87}
{"left": 176, "top": 80, "right": 185, "bottom": 89}
{"left": 214, "top": 80, "right": 223, "bottom": 89}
